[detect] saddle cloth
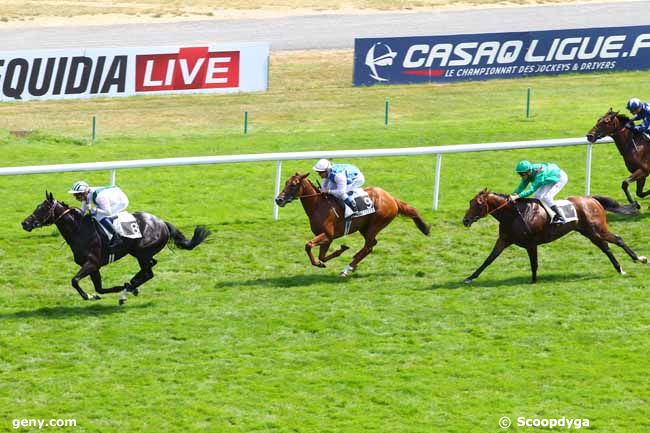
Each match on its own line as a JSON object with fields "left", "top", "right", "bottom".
{"left": 98, "top": 212, "right": 143, "bottom": 239}
{"left": 540, "top": 199, "right": 578, "bottom": 223}
{"left": 348, "top": 189, "right": 376, "bottom": 218}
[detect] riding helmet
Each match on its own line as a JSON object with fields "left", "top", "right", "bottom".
{"left": 515, "top": 160, "right": 532, "bottom": 173}
{"left": 627, "top": 97, "right": 641, "bottom": 112}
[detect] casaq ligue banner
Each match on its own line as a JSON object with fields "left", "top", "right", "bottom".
{"left": 353, "top": 25, "right": 650, "bottom": 86}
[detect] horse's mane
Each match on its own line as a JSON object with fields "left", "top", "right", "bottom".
{"left": 616, "top": 113, "right": 631, "bottom": 123}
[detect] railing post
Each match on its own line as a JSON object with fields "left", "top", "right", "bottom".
{"left": 274, "top": 160, "right": 282, "bottom": 220}
{"left": 585, "top": 142, "right": 592, "bottom": 195}
{"left": 109, "top": 169, "right": 116, "bottom": 186}
{"left": 433, "top": 154, "right": 442, "bottom": 210}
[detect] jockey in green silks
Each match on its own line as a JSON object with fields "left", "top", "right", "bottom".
{"left": 509, "top": 160, "right": 569, "bottom": 224}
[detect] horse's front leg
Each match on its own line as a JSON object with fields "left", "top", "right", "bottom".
{"left": 90, "top": 271, "right": 128, "bottom": 296}
{"left": 622, "top": 169, "right": 648, "bottom": 207}
{"left": 635, "top": 176, "right": 650, "bottom": 199}
{"left": 464, "top": 237, "right": 511, "bottom": 283}
{"left": 305, "top": 233, "right": 331, "bottom": 268}
{"left": 319, "top": 242, "right": 349, "bottom": 263}
{"left": 72, "top": 262, "right": 100, "bottom": 300}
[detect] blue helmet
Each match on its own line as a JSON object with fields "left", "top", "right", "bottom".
{"left": 627, "top": 97, "right": 641, "bottom": 113}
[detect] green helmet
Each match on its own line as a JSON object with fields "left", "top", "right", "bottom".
{"left": 515, "top": 160, "right": 532, "bottom": 173}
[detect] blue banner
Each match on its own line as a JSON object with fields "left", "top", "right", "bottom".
{"left": 353, "top": 25, "right": 650, "bottom": 86}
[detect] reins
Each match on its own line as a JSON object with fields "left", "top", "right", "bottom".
{"left": 613, "top": 115, "right": 639, "bottom": 152}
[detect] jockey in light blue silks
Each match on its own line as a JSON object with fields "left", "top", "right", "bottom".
{"left": 509, "top": 160, "right": 569, "bottom": 224}
{"left": 313, "top": 159, "right": 365, "bottom": 217}
{"left": 626, "top": 97, "right": 650, "bottom": 138}
{"left": 68, "top": 181, "right": 129, "bottom": 248}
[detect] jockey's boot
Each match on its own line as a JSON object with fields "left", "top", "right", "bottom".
{"left": 550, "top": 205, "right": 566, "bottom": 225}
{"left": 107, "top": 233, "right": 123, "bottom": 249}
{"left": 343, "top": 196, "right": 358, "bottom": 218}
{"left": 101, "top": 218, "right": 123, "bottom": 249}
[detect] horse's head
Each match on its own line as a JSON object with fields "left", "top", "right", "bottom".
{"left": 22, "top": 191, "right": 71, "bottom": 231}
{"left": 275, "top": 172, "right": 311, "bottom": 207}
{"left": 587, "top": 108, "right": 626, "bottom": 143}
{"left": 463, "top": 189, "right": 495, "bottom": 227}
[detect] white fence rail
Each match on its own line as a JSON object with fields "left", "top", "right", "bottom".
{"left": 0, "top": 136, "right": 611, "bottom": 219}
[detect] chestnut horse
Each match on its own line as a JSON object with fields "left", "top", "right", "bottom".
{"left": 275, "top": 172, "right": 430, "bottom": 277}
{"left": 462, "top": 189, "right": 645, "bottom": 283}
{"left": 586, "top": 109, "right": 650, "bottom": 207}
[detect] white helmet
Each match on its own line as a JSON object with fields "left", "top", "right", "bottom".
{"left": 68, "top": 181, "right": 89, "bottom": 194}
{"left": 312, "top": 158, "right": 332, "bottom": 172}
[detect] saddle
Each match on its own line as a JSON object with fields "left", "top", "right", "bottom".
{"left": 95, "top": 212, "right": 143, "bottom": 239}
{"left": 347, "top": 189, "right": 376, "bottom": 218}
{"left": 522, "top": 199, "right": 578, "bottom": 225}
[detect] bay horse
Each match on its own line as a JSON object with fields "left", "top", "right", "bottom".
{"left": 22, "top": 192, "right": 210, "bottom": 304}
{"left": 462, "top": 189, "right": 645, "bottom": 283}
{"left": 586, "top": 109, "right": 650, "bottom": 207}
{"left": 275, "top": 172, "right": 430, "bottom": 277}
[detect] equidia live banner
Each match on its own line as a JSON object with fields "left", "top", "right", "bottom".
{"left": 353, "top": 25, "right": 650, "bottom": 86}
{"left": 0, "top": 43, "right": 269, "bottom": 101}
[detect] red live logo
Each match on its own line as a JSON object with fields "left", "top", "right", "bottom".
{"left": 135, "top": 47, "right": 240, "bottom": 91}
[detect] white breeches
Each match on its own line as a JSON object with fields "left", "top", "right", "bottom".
{"left": 534, "top": 170, "right": 568, "bottom": 207}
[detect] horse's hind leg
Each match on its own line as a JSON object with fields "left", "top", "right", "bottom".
{"left": 584, "top": 234, "right": 625, "bottom": 274}
{"left": 600, "top": 232, "right": 647, "bottom": 263}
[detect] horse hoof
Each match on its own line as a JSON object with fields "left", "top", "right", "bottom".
{"left": 463, "top": 278, "right": 473, "bottom": 284}
{"left": 634, "top": 202, "right": 641, "bottom": 210}
{"left": 119, "top": 298, "right": 126, "bottom": 306}
{"left": 317, "top": 262, "right": 326, "bottom": 268}
{"left": 339, "top": 271, "right": 349, "bottom": 278}
{"left": 93, "top": 294, "right": 102, "bottom": 300}
{"left": 125, "top": 283, "right": 139, "bottom": 296}
{"left": 637, "top": 256, "right": 648, "bottom": 264}
{"left": 620, "top": 269, "right": 626, "bottom": 276}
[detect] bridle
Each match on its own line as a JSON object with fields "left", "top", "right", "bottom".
{"left": 482, "top": 194, "right": 510, "bottom": 216}
{"left": 29, "top": 200, "right": 73, "bottom": 228}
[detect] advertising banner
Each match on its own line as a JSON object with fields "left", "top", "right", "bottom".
{"left": 0, "top": 43, "right": 269, "bottom": 101}
{"left": 353, "top": 25, "right": 650, "bottom": 86}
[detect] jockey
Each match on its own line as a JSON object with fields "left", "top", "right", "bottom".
{"left": 626, "top": 97, "right": 650, "bottom": 137}
{"left": 312, "top": 159, "right": 365, "bottom": 216}
{"left": 68, "top": 181, "right": 129, "bottom": 248}
{"left": 509, "top": 160, "right": 568, "bottom": 224}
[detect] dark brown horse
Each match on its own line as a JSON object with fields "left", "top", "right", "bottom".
{"left": 275, "top": 172, "right": 430, "bottom": 276}
{"left": 462, "top": 190, "right": 645, "bottom": 283}
{"left": 586, "top": 109, "right": 650, "bottom": 207}
{"left": 22, "top": 192, "right": 210, "bottom": 304}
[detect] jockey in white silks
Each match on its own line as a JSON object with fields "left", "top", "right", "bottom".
{"left": 68, "top": 181, "right": 129, "bottom": 248}
{"left": 312, "top": 159, "right": 365, "bottom": 217}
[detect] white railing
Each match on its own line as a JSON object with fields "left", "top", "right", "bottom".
{"left": 0, "top": 136, "right": 611, "bottom": 219}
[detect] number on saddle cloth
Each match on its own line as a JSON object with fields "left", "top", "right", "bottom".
{"left": 347, "top": 189, "right": 376, "bottom": 218}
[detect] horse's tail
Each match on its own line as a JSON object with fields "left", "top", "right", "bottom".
{"left": 592, "top": 195, "right": 639, "bottom": 216}
{"left": 395, "top": 199, "right": 431, "bottom": 236}
{"left": 165, "top": 222, "right": 211, "bottom": 250}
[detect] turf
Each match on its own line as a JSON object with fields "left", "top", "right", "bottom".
{"left": 1, "top": 50, "right": 649, "bottom": 433}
